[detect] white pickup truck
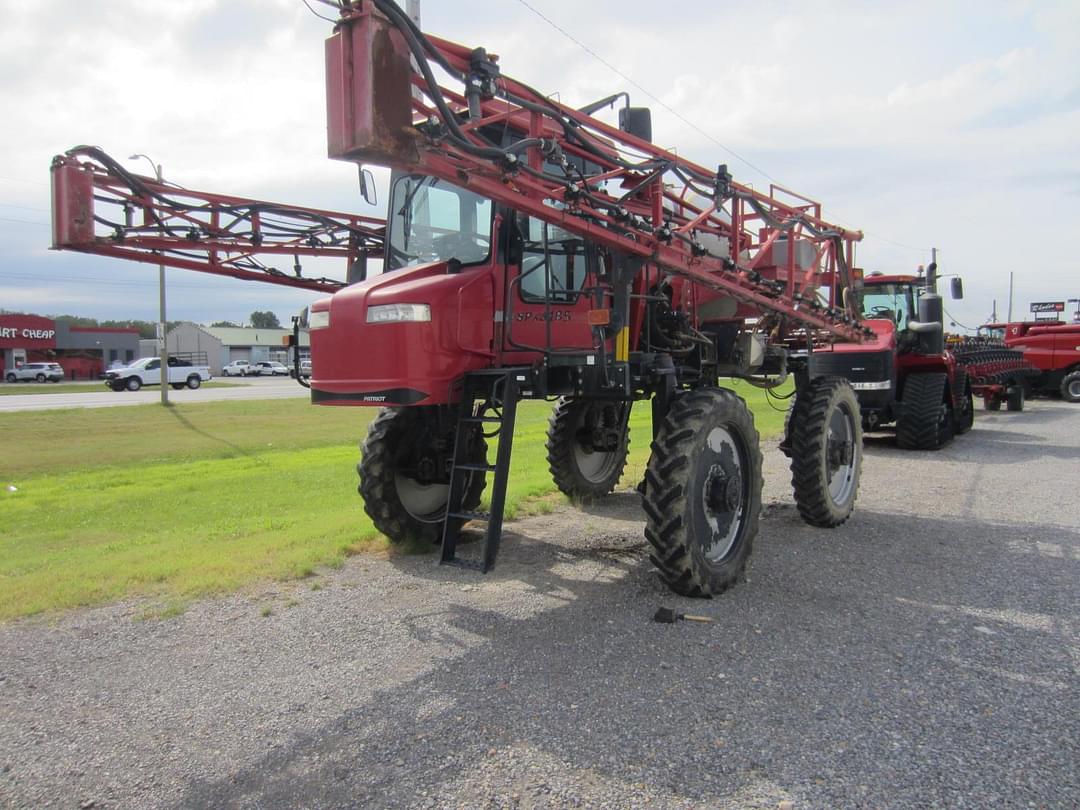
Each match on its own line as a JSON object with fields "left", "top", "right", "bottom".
{"left": 104, "top": 357, "right": 212, "bottom": 392}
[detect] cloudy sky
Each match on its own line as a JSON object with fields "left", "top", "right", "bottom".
{"left": 2, "top": 0, "right": 1078, "bottom": 329}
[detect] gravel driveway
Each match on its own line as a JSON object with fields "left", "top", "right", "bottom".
{"left": 2, "top": 400, "right": 1078, "bottom": 809}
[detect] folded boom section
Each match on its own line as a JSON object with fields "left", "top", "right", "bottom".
{"left": 50, "top": 146, "right": 385, "bottom": 294}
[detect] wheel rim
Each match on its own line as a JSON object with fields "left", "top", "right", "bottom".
{"left": 572, "top": 403, "right": 625, "bottom": 484}
{"left": 1070, "top": 379, "right": 1080, "bottom": 398}
{"left": 394, "top": 474, "right": 449, "bottom": 523}
{"left": 825, "top": 402, "right": 857, "bottom": 506}
{"left": 700, "top": 426, "right": 748, "bottom": 563}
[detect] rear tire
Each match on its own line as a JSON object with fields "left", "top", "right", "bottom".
{"left": 187, "top": 376, "right": 201, "bottom": 390}
{"left": 125, "top": 377, "right": 142, "bottom": 392}
{"left": 35, "top": 373, "right": 45, "bottom": 382}
{"left": 953, "top": 370, "right": 975, "bottom": 434}
{"left": 643, "top": 388, "right": 762, "bottom": 598}
{"left": 546, "top": 398, "right": 629, "bottom": 500}
{"left": 1061, "top": 371, "right": 1080, "bottom": 403}
{"left": 896, "top": 373, "right": 952, "bottom": 450}
{"left": 1006, "top": 384, "right": 1025, "bottom": 412}
{"left": 359, "top": 406, "right": 487, "bottom": 545}
{"left": 985, "top": 396, "right": 1002, "bottom": 411}
{"left": 788, "top": 377, "right": 862, "bottom": 528}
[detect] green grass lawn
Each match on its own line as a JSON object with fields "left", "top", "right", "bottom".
{"left": 0, "top": 381, "right": 240, "bottom": 396}
{"left": 0, "top": 384, "right": 788, "bottom": 621}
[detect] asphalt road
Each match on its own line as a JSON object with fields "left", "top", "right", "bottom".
{"left": 0, "top": 377, "right": 309, "bottom": 412}
{"left": 1, "top": 399, "right": 1077, "bottom": 808}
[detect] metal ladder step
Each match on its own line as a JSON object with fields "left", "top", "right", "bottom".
{"left": 439, "top": 370, "right": 521, "bottom": 573}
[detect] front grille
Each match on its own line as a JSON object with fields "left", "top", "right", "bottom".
{"left": 809, "top": 349, "right": 893, "bottom": 383}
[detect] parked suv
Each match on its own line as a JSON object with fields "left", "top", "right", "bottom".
{"left": 5, "top": 362, "right": 64, "bottom": 383}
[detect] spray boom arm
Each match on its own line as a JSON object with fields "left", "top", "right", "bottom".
{"left": 325, "top": 0, "right": 870, "bottom": 343}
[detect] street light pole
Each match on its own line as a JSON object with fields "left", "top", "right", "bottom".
{"left": 129, "top": 154, "right": 169, "bottom": 406}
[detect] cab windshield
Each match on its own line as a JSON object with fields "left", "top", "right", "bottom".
{"left": 386, "top": 174, "right": 493, "bottom": 271}
{"left": 861, "top": 283, "right": 915, "bottom": 330}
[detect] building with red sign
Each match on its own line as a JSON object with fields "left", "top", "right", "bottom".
{"left": 0, "top": 314, "right": 141, "bottom": 380}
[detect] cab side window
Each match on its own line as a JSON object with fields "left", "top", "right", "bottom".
{"left": 518, "top": 215, "right": 588, "bottom": 303}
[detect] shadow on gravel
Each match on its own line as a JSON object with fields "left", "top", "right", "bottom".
{"left": 178, "top": 499, "right": 1080, "bottom": 809}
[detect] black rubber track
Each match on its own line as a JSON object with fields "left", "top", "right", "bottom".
{"left": 545, "top": 398, "right": 629, "bottom": 500}
{"left": 788, "top": 377, "right": 862, "bottom": 528}
{"left": 952, "top": 369, "right": 974, "bottom": 434}
{"left": 896, "top": 372, "right": 952, "bottom": 450}
{"left": 642, "top": 388, "right": 762, "bottom": 598}
{"left": 358, "top": 407, "right": 487, "bottom": 545}
{"left": 1061, "top": 370, "right": 1080, "bottom": 403}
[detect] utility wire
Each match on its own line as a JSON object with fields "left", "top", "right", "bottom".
{"left": 513, "top": 0, "right": 777, "bottom": 184}
{"left": 512, "top": 0, "right": 930, "bottom": 257}
{"left": 0, "top": 216, "right": 49, "bottom": 227}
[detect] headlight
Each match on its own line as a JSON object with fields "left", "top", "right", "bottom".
{"left": 366, "top": 304, "right": 431, "bottom": 324}
{"left": 309, "top": 309, "right": 331, "bottom": 330}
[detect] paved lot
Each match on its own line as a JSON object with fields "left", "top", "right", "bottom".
{"left": 0, "top": 377, "right": 308, "bottom": 412}
{"left": 1, "top": 399, "right": 1077, "bottom": 808}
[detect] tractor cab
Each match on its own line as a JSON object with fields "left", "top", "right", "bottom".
{"left": 861, "top": 268, "right": 962, "bottom": 357}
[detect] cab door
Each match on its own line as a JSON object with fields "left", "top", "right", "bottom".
{"left": 499, "top": 212, "right": 599, "bottom": 364}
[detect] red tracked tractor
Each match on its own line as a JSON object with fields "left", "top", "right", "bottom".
{"left": 805, "top": 264, "right": 975, "bottom": 450}
{"left": 51, "top": 0, "right": 884, "bottom": 596}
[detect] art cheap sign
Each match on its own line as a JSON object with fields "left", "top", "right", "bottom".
{"left": 0, "top": 315, "right": 58, "bottom": 348}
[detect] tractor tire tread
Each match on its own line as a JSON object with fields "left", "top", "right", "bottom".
{"left": 788, "top": 376, "right": 862, "bottom": 528}
{"left": 545, "top": 398, "right": 629, "bottom": 500}
{"left": 896, "top": 372, "right": 952, "bottom": 450}
{"left": 642, "top": 388, "right": 762, "bottom": 598}
{"left": 1061, "top": 370, "right": 1080, "bottom": 403}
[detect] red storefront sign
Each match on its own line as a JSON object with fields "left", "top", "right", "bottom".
{"left": 0, "top": 315, "right": 58, "bottom": 349}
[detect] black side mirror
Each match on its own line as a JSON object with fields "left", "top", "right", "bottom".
{"left": 359, "top": 166, "right": 377, "bottom": 207}
{"left": 951, "top": 277, "right": 964, "bottom": 299}
{"left": 619, "top": 107, "right": 652, "bottom": 142}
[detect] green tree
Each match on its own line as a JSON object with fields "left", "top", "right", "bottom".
{"left": 211, "top": 320, "right": 241, "bottom": 328}
{"left": 249, "top": 311, "right": 281, "bottom": 329}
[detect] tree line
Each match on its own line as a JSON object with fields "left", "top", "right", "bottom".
{"left": 2, "top": 310, "right": 282, "bottom": 339}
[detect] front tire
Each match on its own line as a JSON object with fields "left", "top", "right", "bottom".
{"left": 1061, "top": 370, "right": 1080, "bottom": 403}
{"left": 125, "top": 377, "right": 142, "bottom": 392}
{"left": 359, "top": 406, "right": 487, "bottom": 545}
{"left": 546, "top": 398, "right": 629, "bottom": 500}
{"left": 788, "top": 377, "right": 862, "bottom": 528}
{"left": 897, "top": 373, "right": 952, "bottom": 450}
{"left": 5, "top": 373, "right": 15, "bottom": 383}
{"left": 643, "top": 388, "right": 762, "bottom": 598}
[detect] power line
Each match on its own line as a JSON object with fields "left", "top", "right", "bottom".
{"left": 512, "top": 0, "right": 931, "bottom": 257}
{"left": 512, "top": 0, "right": 777, "bottom": 184}
{"left": 0, "top": 202, "right": 49, "bottom": 213}
{"left": 0, "top": 216, "right": 49, "bottom": 227}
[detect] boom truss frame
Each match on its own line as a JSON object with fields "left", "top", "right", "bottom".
{"left": 51, "top": 146, "right": 384, "bottom": 294}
